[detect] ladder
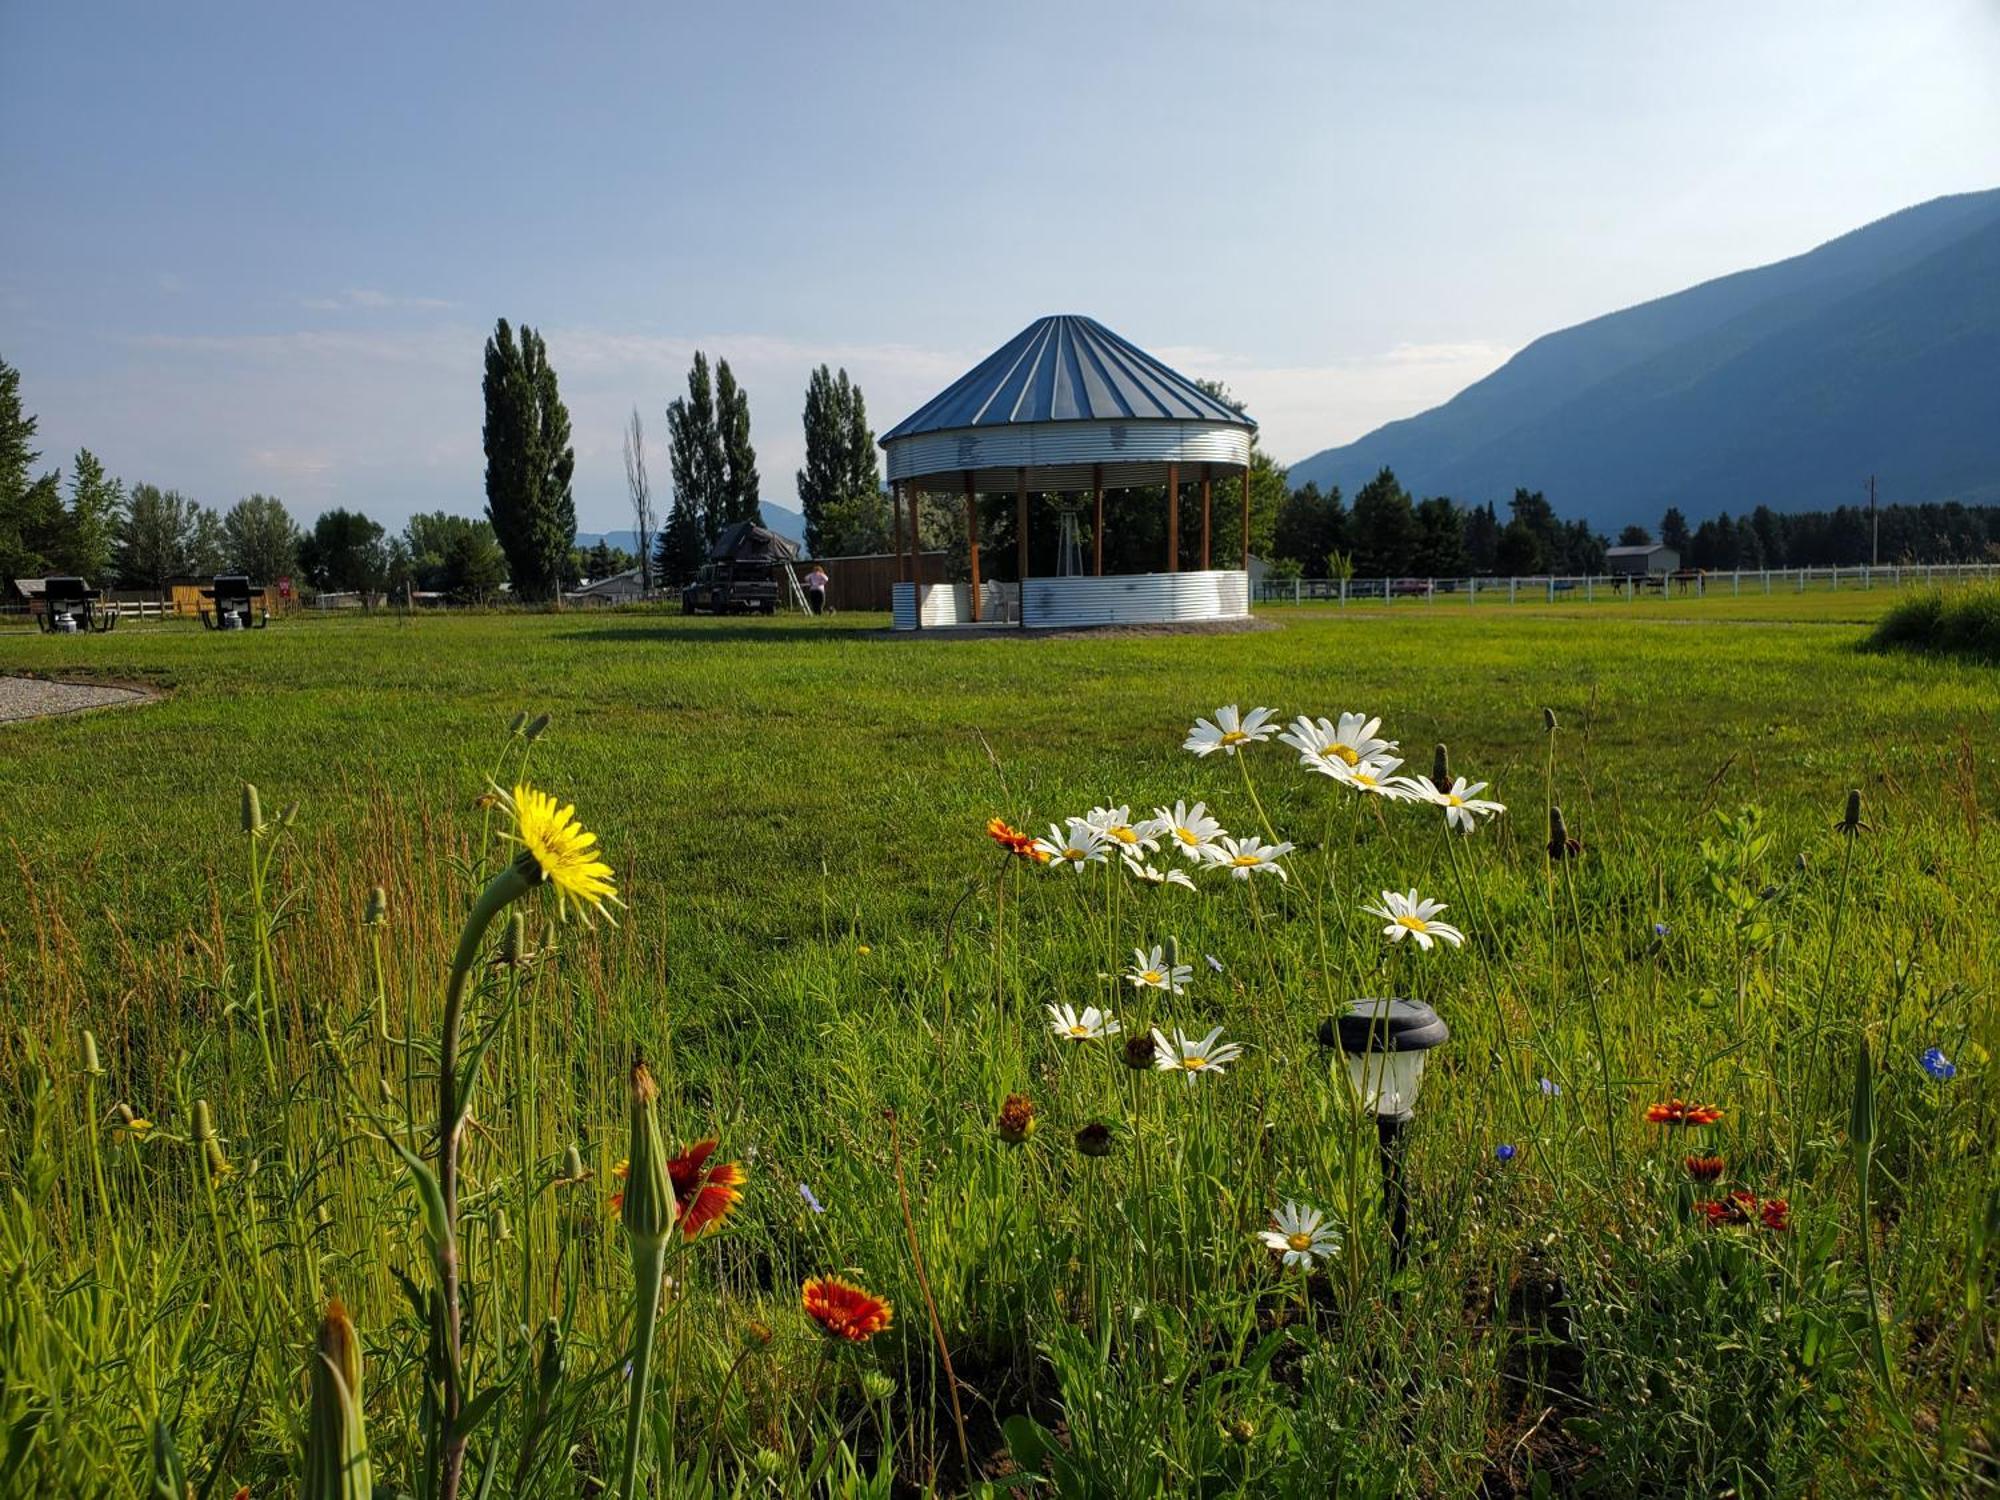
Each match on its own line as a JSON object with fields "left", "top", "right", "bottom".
{"left": 782, "top": 561, "right": 813, "bottom": 614}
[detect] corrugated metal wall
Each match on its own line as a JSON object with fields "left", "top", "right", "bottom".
{"left": 893, "top": 571, "right": 1246, "bottom": 630}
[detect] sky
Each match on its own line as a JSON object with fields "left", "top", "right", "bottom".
{"left": 4, "top": 0, "right": 1998, "bottom": 535}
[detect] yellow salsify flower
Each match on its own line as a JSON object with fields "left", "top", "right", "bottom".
{"left": 496, "top": 782, "right": 622, "bottom": 924}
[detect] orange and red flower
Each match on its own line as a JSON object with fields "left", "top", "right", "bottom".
{"left": 802, "top": 1275, "right": 893, "bottom": 1343}
{"left": 996, "top": 1094, "right": 1037, "bottom": 1145}
{"left": 668, "top": 1139, "right": 745, "bottom": 1238}
{"left": 1646, "top": 1098, "right": 1724, "bottom": 1127}
{"left": 987, "top": 817, "right": 1050, "bottom": 864}
{"left": 1696, "top": 1189, "right": 1789, "bottom": 1232}
{"left": 1684, "top": 1154, "right": 1725, "bottom": 1183}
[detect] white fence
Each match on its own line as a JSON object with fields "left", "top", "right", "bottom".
{"left": 1256, "top": 562, "right": 2000, "bottom": 605}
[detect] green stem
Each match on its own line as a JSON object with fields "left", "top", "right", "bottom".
{"left": 618, "top": 1236, "right": 667, "bottom": 1500}
{"left": 1795, "top": 831, "right": 1857, "bottom": 1181}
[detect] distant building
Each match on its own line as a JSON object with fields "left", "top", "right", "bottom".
{"left": 1605, "top": 543, "right": 1679, "bottom": 576}
{"left": 568, "top": 566, "right": 649, "bottom": 605}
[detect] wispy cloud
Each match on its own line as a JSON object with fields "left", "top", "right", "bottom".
{"left": 91, "top": 322, "right": 1510, "bottom": 528}
{"left": 300, "top": 288, "right": 457, "bottom": 312}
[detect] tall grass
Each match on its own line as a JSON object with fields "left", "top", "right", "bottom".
{"left": 0, "top": 605, "right": 1994, "bottom": 1495}
{"left": 1868, "top": 580, "right": 2000, "bottom": 662}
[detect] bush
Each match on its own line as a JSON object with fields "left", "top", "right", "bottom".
{"left": 1867, "top": 582, "right": 2000, "bottom": 663}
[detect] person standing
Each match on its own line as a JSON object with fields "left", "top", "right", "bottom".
{"left": 803, "top": 563, "right": 829, "bottom": 615}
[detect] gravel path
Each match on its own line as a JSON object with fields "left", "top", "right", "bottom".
{"left": 0, "top": 675, "right": 152, "bottom": 724}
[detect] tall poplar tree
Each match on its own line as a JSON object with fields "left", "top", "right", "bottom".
{"left": 796, "top": 365, "right": 882, "bottom": 556}
{"left": 715, "top": 359, "right": 761, "bottom": 527}
{"left": 666, "top": 353, "right": 727, "bottom": 543}
{"left": 482, "top": 319, "right": 576, "bottom": 602}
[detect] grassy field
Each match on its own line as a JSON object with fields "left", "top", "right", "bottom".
{"left": 0, "top": 593, "right": 1993, "bottom": 1496}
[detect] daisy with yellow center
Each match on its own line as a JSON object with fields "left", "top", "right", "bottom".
{"left": 1034, "top": 819, "right": 1111, "bottom": 871}
{"left": 1151, "top": 1024, "right": 1244, "bottom": 1081}
{"left": 1183, "top": 705, "right": 1278, "bottom": 758}
{"left": 1125, "top": 945, "right": 1192, "bottom": 994}
{"left": 1257, "top": 1201, "right": 1340, "bottom": 1268}
{"left": 1199, "top": 834, "right": 1295, "bottom": 881}
{"left": 1046, "top": 1003, "right": 1120, "bottom": 1041}
{"left": 1153, "top": 800, "right": 1226, "bottom": 863}
{"left": 1361, "top": 888, "right": 1466, "bottom": 951}
{"left": 1280, "top": 713, "right": 1394, "bottom": 775}
{"left": 495, "top": 782, "right": 621, "bottom": 924}
{"left": 1418, "top": 775, "right": 1507, "bottom": 835}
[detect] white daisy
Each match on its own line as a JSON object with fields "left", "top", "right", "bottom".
{"left": 1155, "top": 800, "right": 1226, "bottom": 864}
{"left": 1279, "top": 713, "right": 1395, "bottom": 775}
{"left": 1418, "top": 775, "right": 1507, "bottom": 835}
{"left": 1034, "top": 820, "right": 1111, "bottom": 871}
{"left": 1361, "top": 888, "right": 1466, "bottom": 951}
{"left": 1085, "top": 804, "right": 1163, "bottom": 855}
{"left": 1183, "top": 705, "right": 1278, "bottom": 758}
{"left": 1257, "top": 1201, "right": 1341, "bottom": 1269}
{"left": 1125, "top": 945, "right": 1193, "bottom": 994}
{"left": 1200, "top": 834, "right": 1296, "bottom": 881}
{"left": 1150, "top": 1025, "right": 1244, "bottom": 1081}
{"left": 1325, "top": 754, "right": 1421, "bottom": 801}
{"left": 1124, "top": 857, "right": 1196, "bottom": 890}
{"left": 1046, "top": 1003, "right": 1120, "bottom": 1041}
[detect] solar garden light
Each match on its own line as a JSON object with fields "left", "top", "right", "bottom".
{"left": 1318, "top": 997, "right": 1449, "bottom": 1268}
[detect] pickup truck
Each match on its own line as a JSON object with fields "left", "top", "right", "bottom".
{"left": 681, "top": 560, "right": 780, "bottom": 615}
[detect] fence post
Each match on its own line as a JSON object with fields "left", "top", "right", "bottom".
{"left": 1294, "top": 579, "right": 1301, "bottom": 605}
{"left": 1339, "top": 578, "right": 1347, "bottom": 607}
{"left": 1586, "top": 575, "right": 1594, "bottom": 602}
{"left": 1733, "top": 570, "right": 1740, "bottom": 597}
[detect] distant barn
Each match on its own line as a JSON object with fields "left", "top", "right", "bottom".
{"left": 1606, "top": 543, "right": 1680, "bottom": 577}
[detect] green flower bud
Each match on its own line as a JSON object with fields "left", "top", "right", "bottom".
{"left": 523, "top": 713, "right": 551, "bottom": 744}
{"left": 193, "top": 1099, "right": 233, "bottom": 1179}
{"left": 1838, "top": 788, "right": 1867, "bottom": 837}
{"left": 562, "top": 1143, "right": 589, "bottom": 1183}
{"left": 81, "top": 1029, "right": 103, "bottom": 1077}
{"left": 241, "top": 783, "right": 265, "bottom": 836}
{"left": 620, "top": 1061, "right": 677, "bottom": 1248}
{"left": 508, "top": 711, "right": 529, "bottom": 736}
{"left": 362, "top": 887, "right": 388, "bottom": 927}
{"left": 303, "top": 1298, "right": 372, "bottom": 1500}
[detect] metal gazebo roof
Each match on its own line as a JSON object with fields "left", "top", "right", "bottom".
{"left": 882, "top": 315, "right": 1254, "bottom": 440}
{"left": 879, "top": 315, "right": 1257, "bottom": 493}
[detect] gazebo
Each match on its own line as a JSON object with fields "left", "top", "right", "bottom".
{"left": 880, "top": 315, "right": 1256, "bottom": 629}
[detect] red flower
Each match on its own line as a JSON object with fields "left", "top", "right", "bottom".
{"left": 802, "top": 1275, "right": 893, "bottom": 1342}
{"left": 1684, "top": 1155, "right": 1725, "bottom": 1183}
{"left": 667, "top": 1139, "right": 745, "bottom": 1239}
{"left": 1696, "top": 1189, "right": 1789, "bottom": 1232}
{"left": 1646, "top": 1098, "right": 1724, "bottom": 1127}
{"left": 1759, "top": 1198, "right": 1790, "bottom": 1232}
{"left": 987, "top": 817, "right": 1050, "bottom": 864}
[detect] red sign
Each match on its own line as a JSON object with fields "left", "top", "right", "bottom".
{"left": 277, "top": 576, "right": 294, "bottom": 599}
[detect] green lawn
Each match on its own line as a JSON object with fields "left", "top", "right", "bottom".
{"left": 0, "top": 596, "right": 1992, "bottom": 1496}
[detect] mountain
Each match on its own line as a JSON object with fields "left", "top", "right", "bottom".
{"left": 578, "top": 501, "right": 806, "bottom": 554}
{"left": 1287, "top": 189, "right": 2000, "bottom": 531}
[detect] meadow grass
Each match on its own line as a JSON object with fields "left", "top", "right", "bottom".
{"left": 0, "top": 595, "right": 1993, "bottom": 1497}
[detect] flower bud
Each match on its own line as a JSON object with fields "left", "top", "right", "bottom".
{"left": 501, "top": 911, "right": 527, "bottom": 967}
{"left": 1431, "top": 743, "right": 1451, "bottom": 792}
{"left": 861, "top": 1370, "right": 898, "bottom": 1402}
{"left": 523, "top": 713, "right": 551, "bottom": 744}
{"left": 241, "top": 784, "right": 264, "bottom": 836}
{"left": 742, "top": 1318, "right": 774, "bottom": 1348}
{"left": 81, "top": 1029, "right": 103, "bottom": 1077}
{"left": 303, "top": 1298, "right": 371, "bottom": 1499}
{"left": 279, "top": 801, "right": 300, "bottom": 827}
{"left": 1542, "top": 707, "right": 1558, "bottom": 733}
{"left": 1547, "top": 806, "right": 1581, "bottom": 862}
{"left": 562, "top": 1143, "right": 590, "bottom": 1183}
{"left": 996, "top": 1093, "right": 1036, "bottom": 1145}
{"left": 619, "top": 1061, "right": 677, "bottom": 1248}
{"left": 193, "top": 1099, "right": 233, "bottom": 1179}
{"left": 362, "top": 887, "right": 388, "bottom": 927}
{"left": 1075, "top": 1122, "right": 1114, "bottom": 1158}
{"left": 535, "top": 1316, "right": 563, "bottom": 1394}
{"left": 1165, "top": 935, "right": 1180, "bottom": 968}
{"left": 1122, "top": 1034, "right": 1155, "bottom": 1071}
{"left": 508, "top": 711, "right": 529, "bottom": 736}
{"left": 1838, "top": 788, "right": 1866, "bottom": 837}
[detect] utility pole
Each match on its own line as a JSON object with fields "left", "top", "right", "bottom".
{"left": 1867, "top": 474, "right": 1877, "bottom": 567}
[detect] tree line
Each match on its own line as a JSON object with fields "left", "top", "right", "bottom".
{"left": 1270, "top": 468, "right": 2000, "bottom": 578}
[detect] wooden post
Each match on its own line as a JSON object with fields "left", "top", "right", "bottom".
{"left": 963, "top": 470, "right": 981, "bottom": 623}
{"left": 1091, "top": 464, "right": 1104, "bottom": 576}
{"left": 1239, "top": 465, "right": 1251, "bottom": 572}
{"left": 1200, "top": 466, "right": 1213, "bottom": 570}
{"left": 1165, "top": 461, "right": 1180, "bottom": 573}
{"left": 1016, "top": 466, "right": 1029, "bottom": 629}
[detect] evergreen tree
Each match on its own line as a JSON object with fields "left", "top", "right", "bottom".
{"left": 117, "top": 484, "right": 204, "bottom": 595}
{"left": 65, "top": 450, "right": 124, "bottom": 579}
{"left": 1273, "top": 482, "right": 1350, "bottom": 573}
{"left": 1348, "top": 467, "right": 1417, "bottom": 577}
{"left": 1495, "top": 517, "right": 1545, "bottom": 575}
{"left": 715, "top": 359, "right": 761, "bottom": 527}
{"left": 1660, "top": 506, "right": 1691, "bottom": 555}
{"left": 1410, "top": 495, "right": 1469, "bottom": 576}
{"left": 221, "top": 494, "right": 300, "bottom": 580}
{"left": 482, "top": 319, "right": 577, "bottom": 602}
{"left": 1617, "top": 524, "right": 1652, "bottom": 546}
{"left": 0, "top": 355, "right": 68, "bottom": 579}
{"left": 1462, "top": 501, "right": 1500, "bottom": 573}
{"left": 653, "top": 495, "right": 706, "bottom": 588}
{"left": 667, "top": 353, "right": 728, "bottom": 543}
{"left": 796, "top": 365, "right": 882, "bottom": 555}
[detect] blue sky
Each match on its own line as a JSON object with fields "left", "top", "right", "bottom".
{"left": 4, "top": 1, "right": 1997, "bottom": 533}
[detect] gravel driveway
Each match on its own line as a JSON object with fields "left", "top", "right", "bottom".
{"left": 0, "top": 675, "right": 153, "bottom": 723}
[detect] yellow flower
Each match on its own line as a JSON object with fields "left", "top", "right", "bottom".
{"left": 498, "top": 782, "right": 621, "bottom": 923}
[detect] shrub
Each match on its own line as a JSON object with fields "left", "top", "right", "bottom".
{"left": 1866, "top": 582, "right": 2000, "bottom": 663}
